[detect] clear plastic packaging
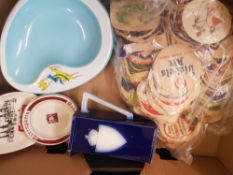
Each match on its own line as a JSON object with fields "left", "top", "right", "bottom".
{"left": 111, "top": 0, "right": 233, "bottom": 164}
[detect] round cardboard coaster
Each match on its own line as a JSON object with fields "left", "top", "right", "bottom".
{"left": 205, "top": 84, "right": 230, "bottom": 102}
{"left": 203, "top": 36, "right": 233, "bottom": 88}
{"left": 115, "top": 24, "right": 162, "bottom": 43}
{"left": 137, "top": 80, "right": 165, "bottom": 121}
{"left": 146, "top": 83, "right": 179, "bottom": 124}
{"left": 182, "top": 0, "right": 231, "bottom": 44}
{"left": 147, "top": 70, "right": 190, "bottom": 119}
{"left": 158, "top": 117, "right": 203, "bottom": 148}
{"left": 22, "top": 94, "right": 77, "bottom": 145}
{"left": 200, "top": 80, "right": 230, "bottom": 124}
{"left": 168, "top": 6, "right": 198, "bottom": 46}
{"left": 119, "top": 76, "right": 138, "bottom": 107}
{"left": 121, "top": 57, "right": 151, "bottom": 85}
{"left": 0, "top": 92, "right": 37, "bottom": 154}
{"left": 203, "top": 100, "right": 226, "bottom": 124}
{"left": 110, "top": 0, "right": 166, "bottom": 31}
{"left": 148, "top": 70, "right": 188, "bottom": 102}
{"left": 152, "top": 44, "right": 203, "bottom": 110}
{"left": 201, "top": 67, "right": 232, "bottom": 92}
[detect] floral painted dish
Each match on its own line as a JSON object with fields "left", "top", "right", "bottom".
{"left": 1, "top": 0, "right": 113, "bottom": 93}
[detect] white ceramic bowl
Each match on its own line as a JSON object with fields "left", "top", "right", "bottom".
{"left": 1, "top": 0, "right": 113, "bottom": 93}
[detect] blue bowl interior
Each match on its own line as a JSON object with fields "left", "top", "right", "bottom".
{"left": 5, "top": 0, "right": 101, "bottom": 85}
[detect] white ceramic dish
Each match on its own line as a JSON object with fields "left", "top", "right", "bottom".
{"left": 22, "top": 94, "right": 77, "bottom": 145}
{"left": 1, "top": 0, "right": 113, "bottom": 94}
{"left": 0, "top": 92, "right": 37, "bottom": 154}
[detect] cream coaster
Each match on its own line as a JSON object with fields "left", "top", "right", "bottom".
{"left": 182, "top": 0, "right": 231, "bottom": 44}
{"left": 152, "top": 44, "right": 203, "bottom": 110}
{"left": 111, "top": 0, "right": 164, "bottom": 31}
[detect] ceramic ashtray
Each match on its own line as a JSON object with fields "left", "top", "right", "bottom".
{"left": 1, "top": 0, "right": 113, "bottom": 93}
{"left": 22, "top": 94, "right": 77, "bottom": 145}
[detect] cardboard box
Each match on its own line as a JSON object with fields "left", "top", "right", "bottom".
{"left": 0, "top": 1, "right": 232, "bottom": 175}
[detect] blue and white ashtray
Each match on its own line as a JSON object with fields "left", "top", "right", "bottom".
{"left": 1, "top": 0, "right": 113, "bottom": 93}
{"left": 69, "top": 111, "right": 157, "bottom": 163}
{"left": 69, "top": 93, "right": 157, "bottom": 163}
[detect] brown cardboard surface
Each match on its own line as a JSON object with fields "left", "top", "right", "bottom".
{"left": 0, "top": 145, "right": 91, "bottom": 175}
{"left": 218, "top": 131, "right": 233, "bottom": 174}
{"left": 0, "top": 144, "right": 230, "bottom": 175}
{"left": 192, "top": 131, "right": 220, "bottom": 157}
{"left": 141, "top": 154, "right": 231, "bottom": 175}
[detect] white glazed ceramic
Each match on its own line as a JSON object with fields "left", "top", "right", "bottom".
{"left": 1, "top": 0, "right": 113, "bottom": 94}
{"left": 22, "top": 94, "right": 77, "bottom": 145}
{"left": 0, "top": 92, "right": 36, "bottom": 154}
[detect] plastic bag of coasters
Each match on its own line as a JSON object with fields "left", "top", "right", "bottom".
{"left": 112, "top": 0, "right": 233, "bottom": 164}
